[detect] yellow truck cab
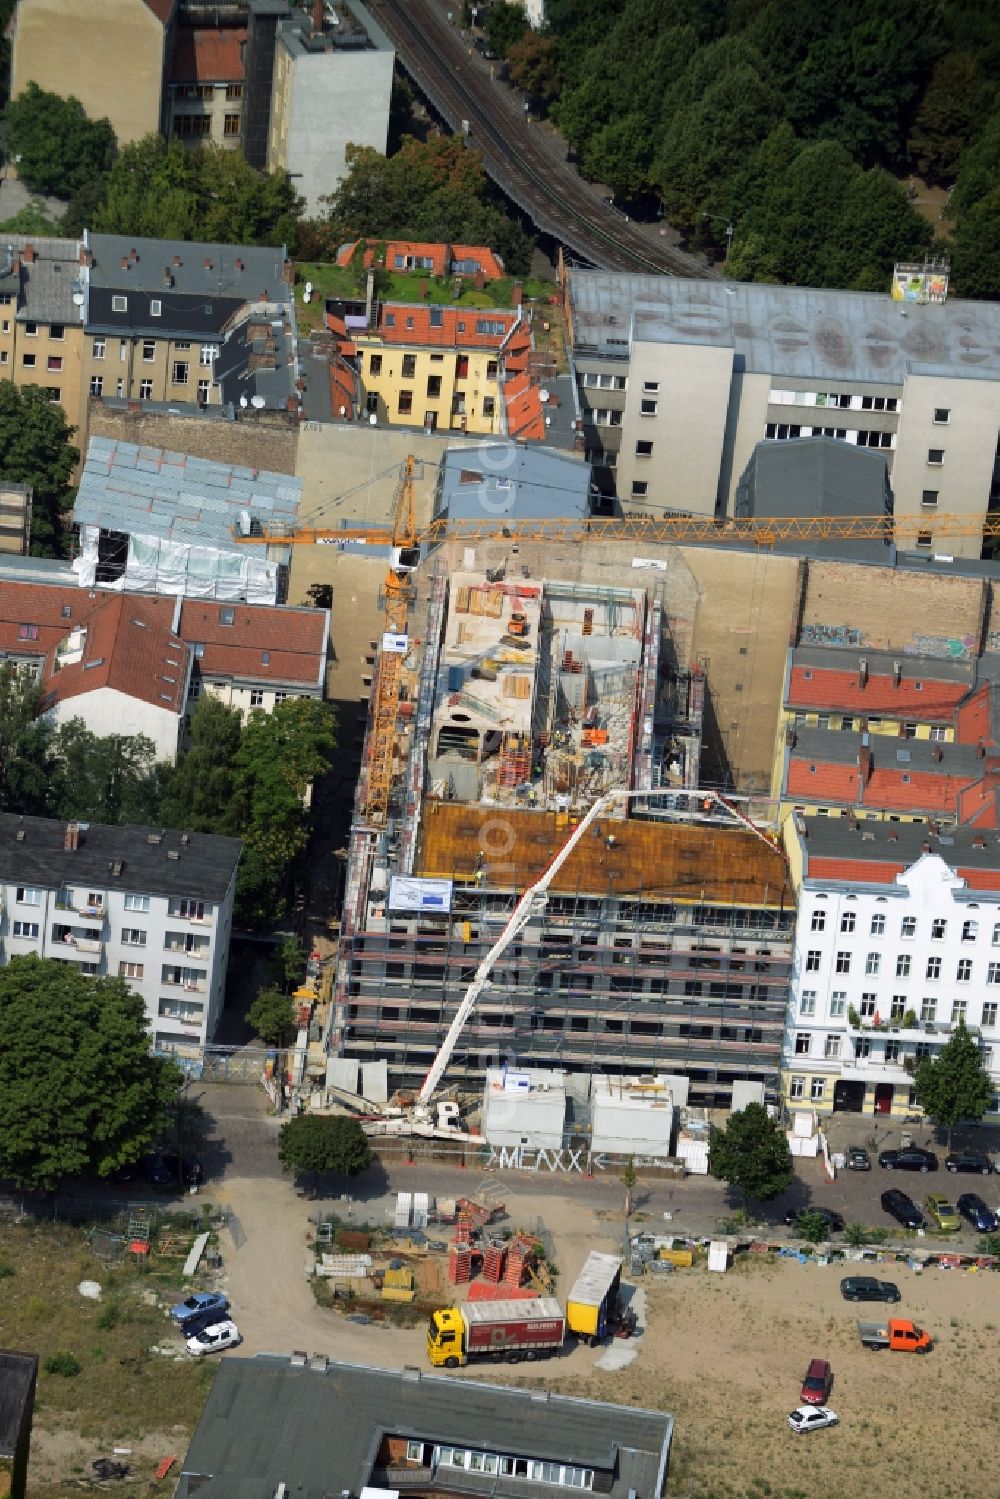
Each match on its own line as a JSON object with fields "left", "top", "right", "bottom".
{"left": 427, "top": 1307, "right": 466, "bottom": 1366}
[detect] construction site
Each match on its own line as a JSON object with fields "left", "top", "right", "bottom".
{"left": 322, "top": 531, "right": 795, "bottom": 1121}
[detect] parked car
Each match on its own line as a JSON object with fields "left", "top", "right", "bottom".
{"left": 846, "top": 1147, "right": 871, "bottom": 1171}
{"left": 783, "top": 1206, "right": 846, "bottom": 1233}
{"left": 138, "top": 1153, "right": 173, "bottom": 1190}
{"left": 171, "top": 1292, "right": 229, "bottom": 1326}
{"left": 788, "top": 1405, "right": 839, "bottom": 1434}
{"left": 800, "top": 1358, "right": 833, "bottom": 1405}
{"left": 181, "top": 1306, "right": 235, "bottom": 1339}
{"left": 881, "top": 1188, "right": 925, "bottom": 1229}
{"left": 957, "top": 1193, "right": 998, "bottom": 1232}
{"left": 839, "top": 1276, "right": 901, "bottom": 1304}
{"left": 878, "top": 1147, "right": 938, "bottom": 1173}
{"left": 162, "top": 1153, "right": 205, "bottom": 1187}
{"left": 923, "top": 1194, "right": 961, "bottom": 1232}
{"left": 945, "top": 1150, "right": 993, "bottom": 1176}
{"left": 186, "top": 1319, "right": 241, "bottom": 1357}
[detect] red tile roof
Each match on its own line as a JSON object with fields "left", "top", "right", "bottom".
{"left": 787, "top": 753, "right": 984, "bottom": 816}
{"left": 143, "top": 0, "right": 176, "bottom": 23}
{"left": 787, "top": 761, "right": 858, "bottom": 802}
{"left": 957, "top": 868, "right": 1000, "bottom": 892}
{"left": 178, "top": 600, "right": 327, "bottom": 685}
{"left": 504, "top": 374, "right": 545, "bottom": 442}
{"left": 171, "top": 26, "right": 246, "bottom": 82}
{"left": 44, "top": 595, "right": 188, "bottom": 715}
{"left": 787, "top": 665, "right": 965, "bottom": 719}
{"left": 808, "top": 857, "right": 906, "bottom": 884}
{"left": 376, "top": 304, "right": 519, "bottom": 348}
{"left": 957, "top": 683, "right": 993, "bottom": 745}
{"left": 335, "top": 240, "right": 504, "bottom": 280}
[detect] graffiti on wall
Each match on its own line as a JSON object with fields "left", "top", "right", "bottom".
{"left": 799, "top": 623, "right": 865, "bottom": 648}
{"left": 903, "top": 634, "right": 976, "bottom": 659}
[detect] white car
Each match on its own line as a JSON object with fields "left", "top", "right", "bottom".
{"left": 186, "top": 1319, "right": 241, "bottom": 1357}
{"left": 787, "top": 1405, "right": 839, "bottom": 1434}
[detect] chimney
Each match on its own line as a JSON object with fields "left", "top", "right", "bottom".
{"left": 130, "top": 248, "right": 138, "bottom": 261}
{"left": 859, "top": 745, "right": 873, "bottom": 783}
{"left": 11, "top": 255, "right": 19, "bottom": 275}
{"left": 974, "top": 835, "right": 987, "bottom": 849}
{"left": 79, "top": 245, "right": 93, "bottom": 268}
{"left": 893, "top": 660, "right": 901, "bottom": 687}
{"left": 163, "top": 267, "right": 173, "bottom": 287}
{"left": 204, "top": 257, "right": 213, "bottom": 270}
{"left": 932, "top": 745, "right": 943, "bottom": 761}
{"left": 887, "top": 829, "right": 898, "bottom": 841}
{"left": 64, "top": 822, "right": 80, "bottom": 851}
{"left": 21, "top": 244, "right": 35, "bottom": 264}
{"left": 235, "top": 258, "right": 245, "bottom": 272}
{"left": 172, "top": 254, "right": 182, "bottom": 267}
{"left": 858, "top": 656, "right": 868, "bottom": 688}
{"left": 979, "top": 740, "right": 988, "bottom": 758}
{"left": 511, "top": 280, "right": 523, "bottom": 307}
{"left": 282, "top": 258, "right": 295, "bottom": 286}
{"left": 921, "top": 839, "right": 932, "bottom": 853}
{"left": 121, "top": 257, "right": 129, "bottom": 270}
{"left": 312, "top": 0, "right": 324, "bottom": 29}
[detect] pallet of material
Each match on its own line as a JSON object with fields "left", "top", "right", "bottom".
{"left": 317, "top": 1253, "right": 373, "bottom": 1278}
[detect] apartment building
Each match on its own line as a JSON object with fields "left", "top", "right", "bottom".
{"left": 335, "top": 239, "right": 506, "bottom": 281}
{"left": 782, "top": 815, "right": 1000, "bottom": 1120}
{"left": 0, "top": 815, "right": 241, "bottom": 1051}
{"left": 564, "top": 262, "right": 1000, "bottom": 556}
{"left": 0, "top": 238, "right": 86, "bottom": 428}
{"left": 166, "top": 20, "right": 246, "bottom": 148}
{"left": 331, "top": 558, "right": 793, "bottom": 1107}
{"left": 10, "top": 0, "right": 175, "bottom": 147}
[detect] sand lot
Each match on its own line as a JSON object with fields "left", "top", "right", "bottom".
{"left": 539, "top": 1252, "right": 999, "bottom": 1499}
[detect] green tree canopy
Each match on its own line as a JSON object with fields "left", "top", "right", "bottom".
{"left": 248, "top": 985, "right": 297, "bottom": 1047}
{"left": 508, "top": 34, "right": 559, "bottom": 105}
{"left": 485, "top": 1, "right": 529, "bottom": 57}
{"left": 914, "top": 1020, "right": 994, "bottom": 1149}
{"left": 49, "top": 719, "right": 161, "bottom": 825}
{"left": 277, "top": 1114, "right": 372, "bottom": 1194}
{"left": 709, "top": 1101, "right": 793, "bottom": 1207}
{"left": 158, "top": 694, "right": 243, "bottom": 835}
{"left": 0, "top": 383, "right": 78, "bottom": 557}
{"left": 0, "top": 662, "right": 52, "bottom": 814}
{"left": 0, "top": 956, "right": 180, "bottom": 1190}
{"left": 6, "top": 82, "right": 116, "bottom": 198}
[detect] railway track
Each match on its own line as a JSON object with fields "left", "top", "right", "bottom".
{"left": 373, "top": 0, "right": 713, "bottom": 278}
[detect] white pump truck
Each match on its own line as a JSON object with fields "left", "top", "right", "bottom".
{"left": 338, "top": 787, "right": 778, "bottom": 1140}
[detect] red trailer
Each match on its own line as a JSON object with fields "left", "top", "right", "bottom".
{"left": 427, "top": 1296, "right": 565, "bottom": 1366}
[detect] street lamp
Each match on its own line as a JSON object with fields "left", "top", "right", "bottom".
{"left": 702, "top": 213, "right": 735, "bottom": 261}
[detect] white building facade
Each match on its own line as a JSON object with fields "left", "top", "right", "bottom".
{"left": 0, "top": 817, "right": 241, "bottom": 1053}
{"left": 782, "top": 818, "right": 1000, "bottom": 1121}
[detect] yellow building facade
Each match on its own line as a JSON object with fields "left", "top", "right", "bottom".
{"left": 356, "top": 339, "right": 505, "bottom": 435}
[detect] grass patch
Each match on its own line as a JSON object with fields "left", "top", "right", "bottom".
{"left": 293, "top": 261, "right": 555, "bottom": 334}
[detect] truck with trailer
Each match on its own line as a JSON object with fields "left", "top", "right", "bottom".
{"left": 426, "top": 1298, "right": 565, "bottom": 1367}
{"left": 857, "top": 1318, "right": 932, "bottom": 1353}
{"left": 565, "top": 1252, "right": 623, "bottom": 1345}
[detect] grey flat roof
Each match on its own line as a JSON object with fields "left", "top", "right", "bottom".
{"left": 277, "top": 0, "right": 392, "bottom": 55}
{"left": 0, "top": 235, "right": 85, "bottom": 323}
{"left": 790, "top": 725, "right": 986, "bottom": 779}
{"left": 800, "top": 815, "right": 1000, "bottom": 880}
{"left": 438, "top": 440, "right": 590, "bottom": 521}
{"left": 88, "top": 235, "right": 288, "bottom": 300}
{"left": 75, "top": 436, "right": 302, "bottom": 550}
{"left": 0, "top": 553, "right": 77, "bottom": 586}
{"left": 0, "top": 815, "right": 241, "bottom": 900}
{"left": 568, "top": 270, "right": 1000, "bottom": 385}
{"left": 176, "top": 1356, "right": 673, "bottom": 1499}
{"left": 791, "top": 644, "right": 975, "bottom": 687}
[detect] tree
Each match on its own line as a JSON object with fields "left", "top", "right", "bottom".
{"left": 158, "top": 695, "right": 243, "bottom": 835}
{"left": 913, "top": 1020, "right": 993, "bottom": 1149}
{"left": 0, "top": 662, "right": 54, "bottom": 815}
{"left": 708, "top": 1101, "right": 792, "bottom": 1208}
{"left": 791, "top": 1209, "right": 831, "bottom": 1243}
{"left": 277, "top": 1114, "right": 371, "bottom": 1195}
{"left": 908, "top": 53, "right": 985, "bottom": 183}
{"left": 279, "top": 935, "right": 307, "bottom": 989}
{"left": 621, "top": 1155, "right": 637, "bottom": 1219}
{"left": 0, "top": 956, "right": 180, "bottom": 1190}
{"left": 0, "top": 383, "right": 78, "bottom": 557}
{"left": 0, "top": 200, "right": 60, "bottom": 236}
{"left": 49, "top": 719, "right": 161, "bottom": 826}
{"left": 248, "top": 985, "right": 297, "bottom": 1048}
{"left": 485, "top": 1, "right": 529, "bottom": 57}
{"left": 5, "top": 82, "right": 116, "bottom": 198}
{"left": 508, "top": 34, "right": 560, "bottom": 106}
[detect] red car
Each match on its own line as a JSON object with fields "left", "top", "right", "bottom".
{"left": 800, "top": 1358, "right": 833, "bottom": 1405}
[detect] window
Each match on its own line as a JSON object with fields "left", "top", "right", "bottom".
{"left": 121, "top": 928, "right": 147, "bottom": 946}
{"left": 631, "top": 481, "right": 648, "bottom": 498}
{"left": 805, "top": 949, "right": 821, "bottom": 972}
{"left": 401, "top": 354, "right": 416, "bottom": 379}
{"left": 811, "top": 909, "right": 826, "bottom": 932}
{"left": 124, "top": 894, "right": 150, "bottom": 912}
{"left": 926, "top": 956, "right": 942, "bottom": 979}
{"left": 23, "top": 321, "right": 36, "bottom": 336}
{"left": 15, "top": 887, "right": 40, "bottom": 905}
{"left": 398, "top": 390, "right": 413, "bottom": 415}
{"left": 197, "top": 379, "right": 210, "bottom": 403}
{"left": 220, "top": 607, "right": 235, "bottom": 625}
{"left": 927, "top": 448, "right": 944, "bottom": 465}
{"left": 795, "top": 1033, "right": 811, "bottom": 1055}
{"left": 895, "top": 953, "right": 911, "bottom": 978}
{"left": 800, "top": 990, "right": 817, "bottom": 1016}
{"left": 933, "top": 408, "right": 950, "bottom": 424}
{"left": 249, "top": 688, "right": 264, "bottom": 706}
{"left": 884, "top": 1040, "right": 901, "bottom": 1063}
{"left": 112, "top": 295, "right": 127, "bottom": 312}
{"left": 931, "top": 918, "right": 947, "bottom": 940}
{"left": 139, "top": 379, "right": 153, "bottom": 399}
{"left": 830, "top": 991, "right": 847, "bottom": 1017}
{"left": 175, "top": 341, "right": 191, "bottom": 351}
{"left": 150, "top": 299, "right": 162, "bottom": 317}
{"left": 640, "top": 398, "right": 657, "bottom": 416}
{"left": 116, "top": 378, "right": 124, "bottom": 397}
{"left": 226, "top": 82, "right": 243, "bottom": 100}
{"left": 426, "top": 375, "right": 442, "bottom": 398}
{"left": 172, "top": 898, "right": 206, "bottom": 920}
{"left": 952, "top": 1000, "right": 968, "bottom": 1025}
{"left": 46, "top": 387, "right": 60, "bottom": 402}
{"left": 840, "top": 910, "right": 856, "bottom": 933}
{"left": 957, "top": 958, "right": 972, "bottom": 982}
{"left": 916, "top": 531, "right": 933, "bottom": 547}
{"left": 865, "top": 952, "right": 881, "bottom": 976}
{"left": 855, "top": 1036, "right": 871, "bottom": 1059}
{"left": 810, "top": 1077, "right": 826, "bottom": 1101}
{"left": 989, "top": 962, "right": 1000, "bottom": 984}
{"left": 962, "top": 919, "right": 978, "bottom": 941}
{"left": 21, "top": 354, "right": 35, "bottom": 368}
{"left": 92, "top": 337, "right": 106, "bottom": 360}
{"left": 921, "top": 997, "right": 937, "bottom": 1023}
{"left": 890, "top": 995, "right": 906, "bottom": 1020}
{"left": 824, "top": 1034, "right": 841, "bottom": 1059}
{"left": 993, "top": 923, "right": 1000, "bottom": 947}
{"left": 12, "top": 920, "right": 39, "bottom": 938}
{"left": 17, "top": 623, "right": 39, "bottom": 641}
{"left": 870, "top": 912, "right": 885, "bottom": 936}
{"left": 901, "top": 915, "right": 917, "bottom": 938}
{"left": 172, "top": 361, "right": 189, "bottom": 385}
{"left": 921, "top": 489, "right": 939, "bottom": 508}
{"left": 859, "top": 993, "right": 876, "bottom": 1018}
{"left": 635, "top": 439, "right": 653, "bottom": 456}
{"left": 643, "top": 380, "right": 659, "bottom": 393}
{"left": 486, "top": 359, "right": 498, "bottom": 377}
{"left": 369, "top": 354, "right": 382, "bottom": 377}
{"left": 224, "top": 113, "right": 240, "bottom": 137}
{"left": 90, "top": 376, "right": 103, "bottom": 396}
{"left": 835, "top": 951, "right": 851, "bottom": 973}
{"left": 482, "top": 396, "right": 495, "bottom": 418}
{"left": 142, "top": 339, "right": 156, "bottom": 362}
{"left": 984, "top": 1002, "right": 998, "bottom": 1028}
{"left": 119, "top": 961, "right": 144, "bottom": 979}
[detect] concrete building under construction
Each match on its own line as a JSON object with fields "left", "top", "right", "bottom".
{"left": 329, "top": 545, "right": 794, "bottom": 1108}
